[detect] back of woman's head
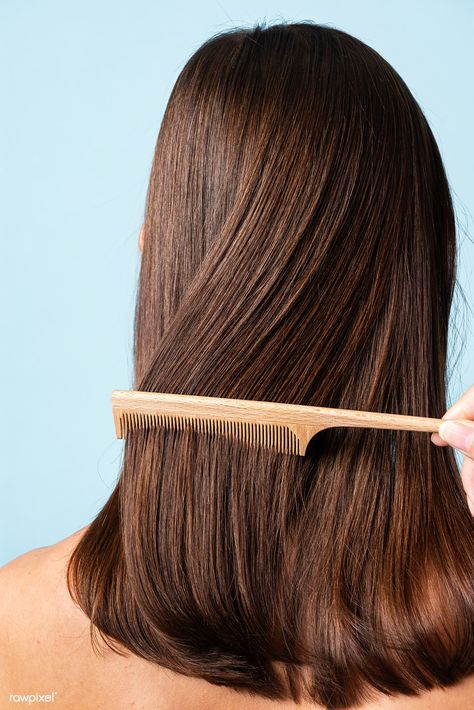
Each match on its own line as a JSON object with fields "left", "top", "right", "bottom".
{"left": 68, "top": 21, "right": 474, "bottom": 709}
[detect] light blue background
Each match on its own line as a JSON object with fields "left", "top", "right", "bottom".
{"left": 1, "top": 1, "right": 473, "bottom": 565}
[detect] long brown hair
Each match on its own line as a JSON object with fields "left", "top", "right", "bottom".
{"left": 67, "top": 21, "right": 474, "bottom": 709}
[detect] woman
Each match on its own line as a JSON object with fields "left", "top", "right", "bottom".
{"left": 2, "top": 21, "right": 474, "bottom": 710}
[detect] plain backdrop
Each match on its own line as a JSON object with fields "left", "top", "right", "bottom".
{"left": 1, "top": 0, "right": 473, "bottom": 565}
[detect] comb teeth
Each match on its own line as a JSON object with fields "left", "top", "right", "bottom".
{"left": 118, "top": 412, "right": 299, "bottom": 455}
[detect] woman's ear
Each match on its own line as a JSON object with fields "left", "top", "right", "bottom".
{"left": 138, "top": 225, "right": 144, "bottom": 252}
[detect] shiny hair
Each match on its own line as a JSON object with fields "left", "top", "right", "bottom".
{"left": 67, "top": 21, "right": 474, "bottom": 709}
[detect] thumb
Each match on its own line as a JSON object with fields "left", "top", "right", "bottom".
{"left": 438, "top": 420, "right": 474, "bottom": 458}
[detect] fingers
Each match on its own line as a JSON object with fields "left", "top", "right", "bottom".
{"left": 430, "top": 385, "right": 474, "bottom": 515}
{"left": 438, "top": 420, "right": 474, "bottom": 458}
{"left": 460, "top": 456, "right": 474, "bottom": 516}
{"left": 443, "top": 383, "right": 474, "bottom": 420}
{"left": 431, "top": 385, "right": 474, "bottom": 448}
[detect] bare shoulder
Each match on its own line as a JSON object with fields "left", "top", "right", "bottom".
{"left": 0, "top": 525, "right": 89, "bottom": 615}
{"left": 0, "top": 527, "right": 92, "bottom": 704}
{"left": 0, "top": 526, "right": 166, "bottom": 709}
{"left": 0, "top": 524, "right": 90, "bottom": 619}
{"left": 2, "top": 522, "right": 79, "bottom": 579}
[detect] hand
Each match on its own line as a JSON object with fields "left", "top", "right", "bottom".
{"left": 431, "top": 384, "right": 474, "bottom": 515}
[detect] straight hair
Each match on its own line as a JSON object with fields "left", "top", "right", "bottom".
{"left": 67, "top": 21, "right": 474, "bottom": 709}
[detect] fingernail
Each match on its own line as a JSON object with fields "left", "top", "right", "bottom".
{"left": 438, "top": 421, "right": 474, "bottom": 454}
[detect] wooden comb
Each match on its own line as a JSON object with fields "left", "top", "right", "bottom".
{"left": 111, "top": 390, "right": 448, "bottom": 457}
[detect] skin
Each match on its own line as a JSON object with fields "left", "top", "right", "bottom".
{"left": 0, "top": 227, "right": 473, "bottom": 708}
{"left": 431, "top": 383, "right": 474, "bottom": 515}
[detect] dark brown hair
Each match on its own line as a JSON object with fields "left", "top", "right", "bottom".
{"left": 67, "top": 21, "right": 474, "bottom": 709}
